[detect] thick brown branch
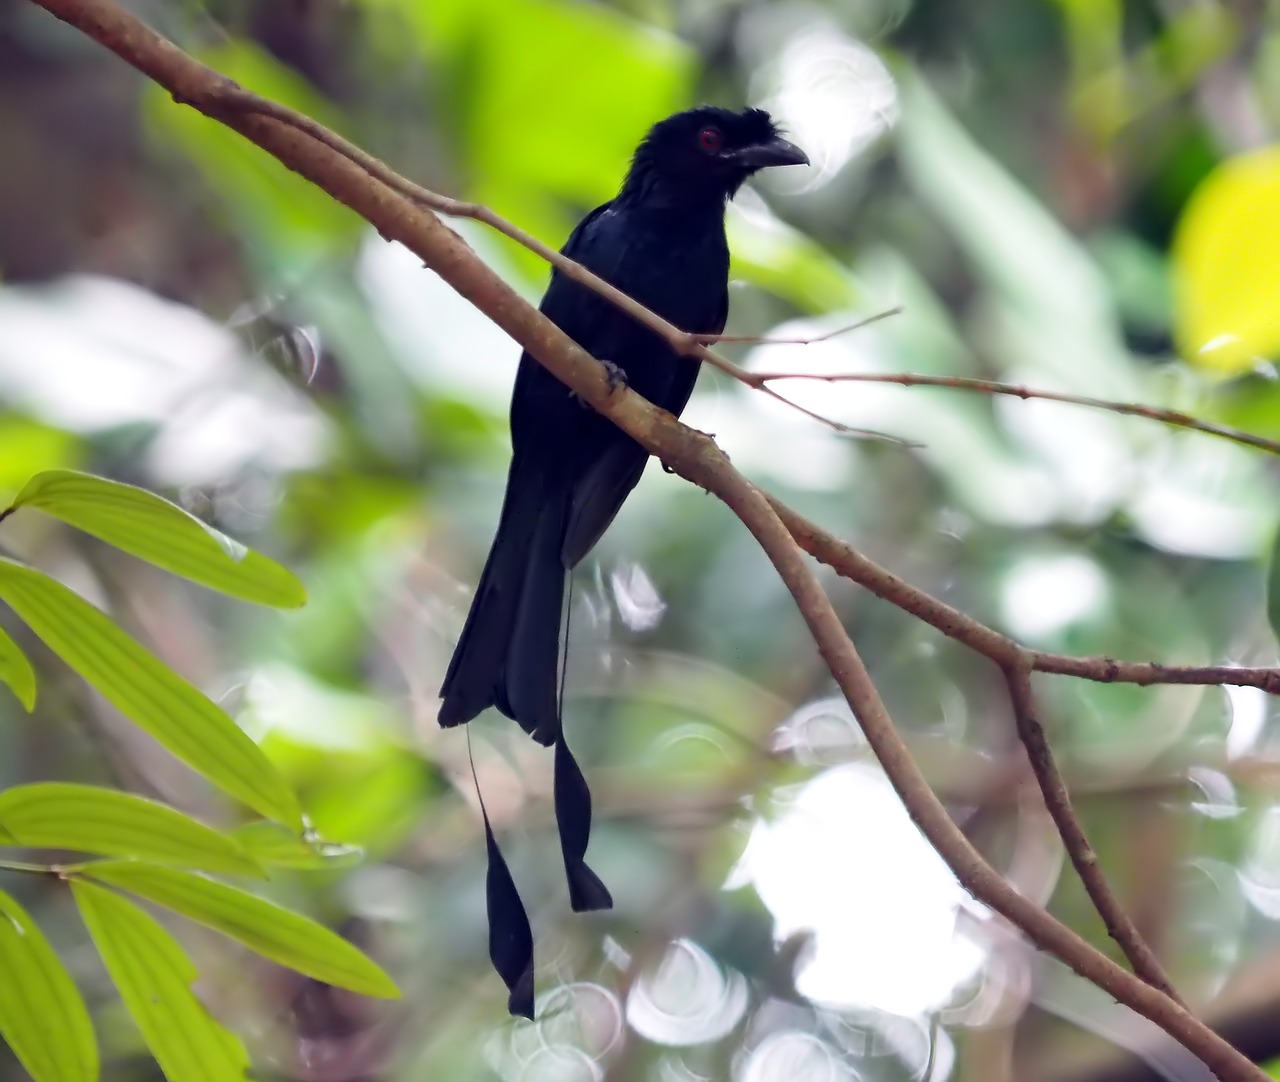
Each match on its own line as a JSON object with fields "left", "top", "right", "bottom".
{"left": 192, "top": 89, "right": 872, "bottom": 438}
{"left": 23, "top": 2, "right": 1265, "bottom": 1078}
{"left": 775, "top": 494, "right": 1190, "bottom": 995}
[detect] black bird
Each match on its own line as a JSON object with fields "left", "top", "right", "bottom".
{"left": 437, "top": 106, "right": 807, "bottom": 1016}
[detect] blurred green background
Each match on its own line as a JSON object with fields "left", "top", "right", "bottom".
{"left": 3, "top": 0, "right": 1280, "bottom": 1079}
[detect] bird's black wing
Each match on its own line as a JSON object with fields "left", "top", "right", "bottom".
{"left": 508, "top": 202, "right": 638, "bottom": 460}
{"left": 561, "top": 275, "right": 727, "bottom": 567}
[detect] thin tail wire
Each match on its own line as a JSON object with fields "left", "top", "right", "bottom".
{"left": 474, "top": 566, "right": 610, "bottom": 1020}
{"left": 553, "top": 568, "right": 613, "bottom": 912}
{"left": 559, "top": 572, "right": 574, "bottom": 713}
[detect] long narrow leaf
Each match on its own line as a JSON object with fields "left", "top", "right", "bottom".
{"left": 0, "top": 784, "right": 262, "bottom": 877}
{"left": 85, "top": 862, "right": 399, "bottom": 999}
{"left": 0, "top": 559, "right": 301, "bottom": 829}
{"left": 13, "top": 471, "right": 305, "bottom": 608}
{"left": 0, "top": 624, "right": 35, "bottom": 711}
{"left": 0, "top": 888, "right": 98, "bottom": 1082}
{"left": 71, "top": 880, "right": 248, "bottom": 1082}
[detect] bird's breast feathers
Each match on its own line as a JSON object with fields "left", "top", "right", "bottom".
{"left": 572, "top": 203, "right": 730, "bottom": 335}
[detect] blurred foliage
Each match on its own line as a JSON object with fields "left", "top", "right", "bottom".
{"left": 1173, "top": 145, "right": 1280, "bottom": 373}
{"left": 4, "top": 0, "right": 1280, "bottom": 1080}
{"left": 0, "top": 473, "right": 395, "bottom": 1081}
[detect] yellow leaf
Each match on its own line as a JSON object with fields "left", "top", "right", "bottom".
{"left": 1173, "top": 146, "right": 1280, "bottom": 374}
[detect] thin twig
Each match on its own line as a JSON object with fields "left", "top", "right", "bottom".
{"left": 1002, "top": 662, "right": 1183, "bottom": 1003}
{"left": 23, "top": 5, "right": 1265, "bottom": 1076}
{"left": 210, "top": 94, "right": 1271, "bottom": 464}
{"left": 773, "top": 496, "right": 1280, "bottom": 694}
{"left": 1032, "top": 653, "right": 1280, "bottom": 691}
{"left": 746, "top": 371, "right": 1280, "bottom": 458}
{"left": 692, "top": 306, "right": 903, "bottom": 346}
{"left": 197, "top": 89, "right": 883, "bottom": 439}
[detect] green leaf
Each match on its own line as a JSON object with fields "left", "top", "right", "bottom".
{"left": 85, "top": 862, "right": 399, "bottom": 999}
{"left": 0, "top": 887, "right": 97, "bottom": 1082}
{"left": 896, "top": 71, "right": 1140, "bottom": 399}
{"left": 1267, "top": 527, "right": 1280, "bottom": 645}
{"left": 0, "top": 559, "right": 302, "bottom": 829}
{"left": 465, "top": 0, "right": 694, "bottom": 207}
{"left": 13, "top": 471, "right": 305, "bottom": 608}
{"left": 0, "top": 784, "right": 262, "bottom": 878}
{"left": 71, "top": 880, "right": 249, "bottom": 1082}
{"left": 0, "top": 417, "right": 83, "bottom": 501}
{"left": 0, "top": 623, "right": 35, "bottom": 711}
{"left": 231, "top": 822, "right": 363, "bottom": 870}
{"left": 1172, "top": 145, "right": 1280, "bottom": 374}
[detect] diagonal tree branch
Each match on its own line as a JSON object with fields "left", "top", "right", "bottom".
{"left": 21, "top": 1, "right": 1267, "bottom": 1078}
{"left": 205, "top": 60, "right": 1188, "bottom": 997}
{"left": 202, "top": 87, "right": 1275, "bottom": 463}
{"left": 190, "top": 89, "right": 876, "bottom": 440}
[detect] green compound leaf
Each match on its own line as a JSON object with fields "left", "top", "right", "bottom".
{"left": 0, "top": 784, "right": 262, "bottom": 878}
{"left": 86, "top": 862, "right": 398, "bottom": 999}
{"left": 13, "top": 471, "right": 305, "bottom": 608}
{"left": 0, "top": 559, "right": 302, "bottom": 829}
{"left": 0, "top": 623, "right": 35, "bottom": 711}
{"left": 0, "top": 888, "right": 98, "bottom": 1082}
{"left": 72, "top": 880, "right": 248, "bottom": 1082}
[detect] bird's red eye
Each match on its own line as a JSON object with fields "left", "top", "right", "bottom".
{"left": 698, "top": 126, "right": 723, "bottom": 151}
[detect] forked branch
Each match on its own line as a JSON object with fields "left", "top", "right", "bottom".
{"left": 22, "top": 2, "right": 1271, "bottom": 1077}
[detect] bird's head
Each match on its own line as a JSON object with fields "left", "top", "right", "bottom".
{"left": 621, "top": 106, "right": 808, "bottom": 207}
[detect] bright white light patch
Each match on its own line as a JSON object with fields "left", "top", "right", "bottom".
{"left": 0, "top": 275, "right": 329, "bottom": 485}
{"left": 739, "top": 1032, "right": 853, "bottom": 1082}
{"left": 1226, "top": 684, "right": 1268, "bottom": 760}
{"left": 1199, "top": 333, "right": 1241, "bottom": 356}
{"left": 733, "top": 765, "right": 985, "bottom": 1015}
{"left": 358, "top": 228, "right": 524, "bottom": 405}
{"left": 1241, "top": 806, "right": 1280, "bottom": 919}
{"left": 1000, "top": 554, "right": 1107, "bottom": 641}
{"left": 1129, "top": 441, "right": 1273, "bottom": 559}
{"left": 626, "top": 939, "right": 749, "bottom": 1047}
{"left": 1130, "top": 483, "right": 1270, "bottom": 559}
{"left": 610, "top": 560, "right": 666, "bottom": 632}
{"left": 758, "top": 29, "right": 899, "bottom": 192}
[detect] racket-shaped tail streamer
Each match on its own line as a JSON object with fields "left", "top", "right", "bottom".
{"left": 468, "top": 732, "right": 535, "bottom": 1019}
{"left": 555, "top": 730, "right": 613, "bottom": 912}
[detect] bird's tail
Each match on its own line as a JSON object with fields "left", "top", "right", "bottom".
{"left": 438, "top": 457, "right": 567, "bottom": 746}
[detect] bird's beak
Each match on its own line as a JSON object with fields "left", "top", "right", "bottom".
{"left": 730, "top": 137, "right": 810, "bottom": 169}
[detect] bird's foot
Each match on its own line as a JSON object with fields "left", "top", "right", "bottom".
{"left": 572, "top": 360, "right": 628, "bottom": 408}
{"left": 600, "top": 359, "right": 627, "bottom": 394}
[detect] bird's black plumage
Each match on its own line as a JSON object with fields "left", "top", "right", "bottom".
{"left": 436, "top": 106, "right": 807, "bottom": 1016}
